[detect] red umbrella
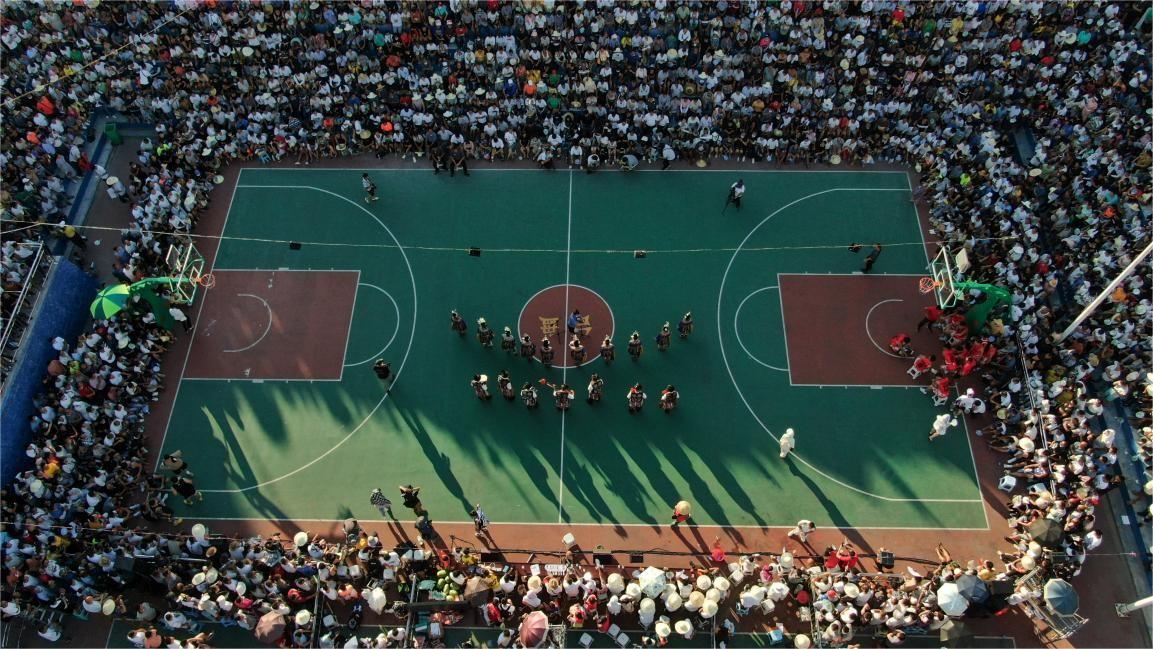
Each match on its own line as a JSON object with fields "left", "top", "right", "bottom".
{"left": 519, "top": 610, "right": 549, "bottom": 647}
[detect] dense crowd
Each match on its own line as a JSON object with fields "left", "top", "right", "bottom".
{"left": 1, "top": 0, "right": 1151, "bottom": 645}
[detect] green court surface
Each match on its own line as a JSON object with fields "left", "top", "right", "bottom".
{"left": 161, "top": 168, "right": 986, "bottom": 530}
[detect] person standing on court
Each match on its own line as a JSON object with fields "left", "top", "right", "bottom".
{"left": 567, "top": 309, "right": 582, "bottom": 336}
{"left": 471, "top": 374, "right": 492, "bottom": 400}
{"left": 569, "top": 337, "right": 586, "bottom": 364}
{"left": 361, "top": 173, "right": 379, "bottom": 203}
{"left": 520, "top": 333, "right": 536, "bottom": 359}
{"left": 501, "top": 326, "right": 517, "bottom": 353}
{"left": 656, "top": 322, "right": 672, "bottom": 352}
{"left": 449, "top": 145, "right": 469, "bottom": 177}
{"left": 539, "top": 338, "right": 555, "bottom": 367}
{"left": 678, "top": 312, "right": 694, "bottom": 339}
{"left": 587, "top": 374, "right": 604, "bottom": 404}
{"left": 450, "top": 310, "right": 467, "bottom": 337}
{"left": 497, "top": 370, "right": 515, "bottom": 401}
{"left": 627, "top": 332, "right": 643, "bottom": 361}
{"left": 929, "top": 413, "right": 956, "bottom": 441}
{"left": 862, "top": 244, "right": 883, "bottom": 273}
{"left": 370, "top": 488, "right": 396, "bottom": 520}
{"left": 520, "top": 382, "right": 539, "bottom": 409}
{"left": 600, "top": 335, "right": 615, "bottom": 364}
{"left": 373, "top": 360, "right": 392, "bottom": 382}
{"left": 476, "top": 317, "right": 494, "bottom": 348}
{"left": 627, "top": 383, "right": 646, "bottom": 413}
{"left": 779, "top": 428, "right": 796, "bottom": 458}
{"left": 399, "top": 485, "right": 426, "bottom": 516}
{"left": 659, "top": 385, "right": 679, "bottom": 412}
{"left": 787, "top": 519, "right": 816, "bottom": 544}
{"left": 727, "top": 179, "right": 745, "bottom": 210}
{"left": 470, "top": 505, "right": 490, "bottom": 537}
{"left": 670, "top": 500, "right": 692, "bottom": 527}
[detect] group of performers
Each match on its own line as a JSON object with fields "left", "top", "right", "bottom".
{"left": 896, "top": 305, "right": 1000, "bottom": 404}
{"left": 454, "top": 309, "right": 692, "bottom": 413}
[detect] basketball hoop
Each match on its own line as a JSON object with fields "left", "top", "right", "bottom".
{"left": 197, "top": 273, "right": 216, "bottom": 289}
{"left": 918, "top": 277, "right": 939, "bottom": 294}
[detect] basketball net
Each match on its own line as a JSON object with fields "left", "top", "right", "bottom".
{"left": 197, "top": 273, "right": 216, "bottom": 289}
{"left": 918, "top": 277, "right": 939, "bottom": 294}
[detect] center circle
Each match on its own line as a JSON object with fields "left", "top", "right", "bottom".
{"left": 518, "top": 284, "right": 615, "bottom": 369}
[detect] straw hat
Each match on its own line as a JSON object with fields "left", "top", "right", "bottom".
{"left": 795, "top": 634, "right": 811, "bottom": 648}
{"left": 705, "top": 588, "right": 721, "bottom": 603}
{"left": 295, "top": 609, "right": 311, "bottom": 626}
{"left": 713, "top": 576, "right": 731, "bottom": 593}
{"left": 101, "top": 598, "right": 116, "bottom": 615}
{"left": 527, "top": 575, "right": 542, "bottom": 592}
{"left": 695, "top": 575, "right": 712, "bottom": 591}
{"left": 665, "top": 592, "right": 682, "bottom": 611}
{"left": 655, "top": 621, "right": 672, "bottom": 638}
{"left": 625, "top": 582, "right": 642, "bottom": 599}
{"left": 674, "top": 620, "right": 693, "bottom": 636}
{"left": 105, "top": 176, "right": 119, "bottom": 186}
{"left": 192, "top": 524, "right": 207, "bottom": 541}
{"left": 192, "top": 572, "right": 206, "bottom": 586}
{"left": 843, "top": 583, "right": 860, "bottom": 599}
{"left": 701, "top": 599, "right": 718, "bottom": 618}
{"left": 294, "top": 532, "right": 309, "bottom": 547}
{"left": 639, "top": 598, "right": 656, "bottom": 615}
{"left": 688, "top": 591, "right": 705, "bottom": 609}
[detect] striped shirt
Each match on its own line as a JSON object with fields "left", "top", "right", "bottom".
{"left": 369, "top": 490, "right": 391, "bottom": 508}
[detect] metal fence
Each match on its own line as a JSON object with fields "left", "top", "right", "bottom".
{"left": 1, "top": 241, "right": 50, "bottom": 385}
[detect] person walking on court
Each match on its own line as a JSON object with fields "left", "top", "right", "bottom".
{"left": 501, "top": 326, "right": 517, "bottom": 353}
{"left": 370, "top": 488, "right": 396, "bottom": 520}
{"left": 779, "top": 428, "right": 796, "bottom": 458}
{"left": 470, "top": 374, "right": 492, "bottom": 400}
{"left": 727, "top": 179, "right": 745, "bottom": 210}
{"left": 627, "top": 383, "right": 646, "bottom": 413}
{"left": 373, "top": 360, "right": 393, "bottom": 382}
{"left": 539, "top": 338, "right": 555, "bottom": 367}
{"left": 552, "top": 383, "right": 574, "bottom": 410}
{"left": 600, "top": 335, "right": 615, "bottom": 364}
{"left": 361, "top": 173, "right": 379, "bottom": 203}
{"left": 520, "top": 333, "right": 536, "bottom": 360}
{"left": 399, "top": 485, "right": 426, "bottom": 516}
{"left": 566, "top": 309, "right": 582, "bottom": 336}
{"left": 171, "top": 475, "right": 202, "bottom": 506}
{"left": 678, "top": 312, "right": 694, "bottom": 340}
{"left": 929, "top": 413, "right": 956, "bottom": 441}
{"left": 569, "top": 337, "right": 586, "bottom": 364}
{"left": 671, "top": 500, "right": 692, "bottom": 527}
{"left": 788, "top": 519, "right": 816, "bottom": 544}
{"left": 659, "top": 385, "right": 679, "bottom": 413}
{"left": 470, "top": 505, "right": 490, "bottom": 538}
{"left": 520, "top": 382, "right": 539, "bottom": 409}
{"left": 627, "top": 331, "right": 643, "bottom": 361}
{"left": 476, "top": 317, "right": 494, "bottom": 348}
{"left": 656, "top": 322, "right": 672, "bottom": 352}
{"left": 497, "top": 370, "right": 515, "bottom": 401}
{"left": 862, "top": 243, "right": 883, "bottom": 273}
{"left": 587, "top": 374, "right": 604, "bottom": 404}
{"left": 450, "top": 310, "right": 467, "bottom": 337}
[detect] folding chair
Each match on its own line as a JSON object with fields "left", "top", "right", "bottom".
{"left": 997, "top": 475, "right": 1018, "bottom": 492}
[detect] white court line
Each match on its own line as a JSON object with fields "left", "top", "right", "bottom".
{"left": 717, "top": 188, "right": 983, "bottom": 504}
{"left": 557, "top": 171, "right": 573, "bottom": 523}
{"left": 790, "top": 383, "right": 927, "bottom": 389}
{"left": 221, "top": 293, "right": 273, "bottom": 353}
{"left": 194, "top": 516, "right": 989, "bottom": 531}
{"left": 200, "top": 184, "right": 417, "bottom": 494}
{"left": 905, "top": 171, "right": 932, "bottom": 266}
{"left": 155, "top": 168, "right": 245, "bottom": 471}
{"left": 210, "top": 268, "right": 357, "bottom": 273}
{"left": 343, "top": 283, "right": 401, "bottom": 367}
{"left": 733, "top": 286, "right": 788, "bottom": 372}
{"left": 864, "top": 299, "right": 905, "bottom": 359}
{"left": 951, "top": 385, "right": 992, "bottom": 530}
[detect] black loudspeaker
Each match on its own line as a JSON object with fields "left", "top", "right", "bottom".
{"left": 634, "top": 250, "right": 647, "bottom": 258}
{"left": 289, "top": 241, "right": 302, "bottom": 250}
{"left": 629, "top": 553, "right": 645, "bottom": 564}
{"left": 879, "top": 551, "right": 895, "bottom": 568}
{"left": 468, "top": 247, "right": 481, "bottom": 256}
{"left": 593, "top": 553, "right": 616, "bottom": 566}
{"left": 480, "top": 552, "right": 505, "bottom": 562}
{"left": 988, "top": 580, "right": 1014, "bottom": 596}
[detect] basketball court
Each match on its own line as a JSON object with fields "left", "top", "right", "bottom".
{"left": 156, "top": 167, "right": 987, "bottom": 531}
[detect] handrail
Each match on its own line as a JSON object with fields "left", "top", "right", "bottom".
{"left": 0, "top": 242, "right": 49, "bottom": 377}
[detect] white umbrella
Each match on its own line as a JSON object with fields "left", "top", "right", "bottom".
{"left": 638, "top": 567, "right": 667, "bottom": 598}
{"left": 937, "top": 582, "right": 969, "bottom": 616}
{"left": 768, "top": 582, "right": 790, "bottom": 601}
{"left": 367, "top": 587, "right": 387, "bottom": 614}
{"left": 700, "top": 599, "right": 719, "bottom": 619}
{"left": 665, "top": 593, "right": 683, "bottom": 612}
{"left": 607, "top": 573, "right": 625, "bottom": 594}
{"left": 740, "top": 586, "right": 766, "bottom": 608}
{"left": 192, "top": 524, "right": 207, "bottom": 541}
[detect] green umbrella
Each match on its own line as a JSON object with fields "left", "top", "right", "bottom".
{"left": 90, "top": 284, "right": 131, "bottom": 320}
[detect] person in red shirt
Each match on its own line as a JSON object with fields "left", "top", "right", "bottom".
{"left": 912, "top": 354, "right": 935, "bottom": 374}
{"left": 888, "top": 333, "right": 913, "bottom": 357}
{"left": 917, "top": 305, "right": 943, "bottom": 331}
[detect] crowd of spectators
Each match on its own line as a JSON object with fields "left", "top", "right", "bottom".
{"left": 1, "top": 0, "right": 1151, "bottom": 645}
